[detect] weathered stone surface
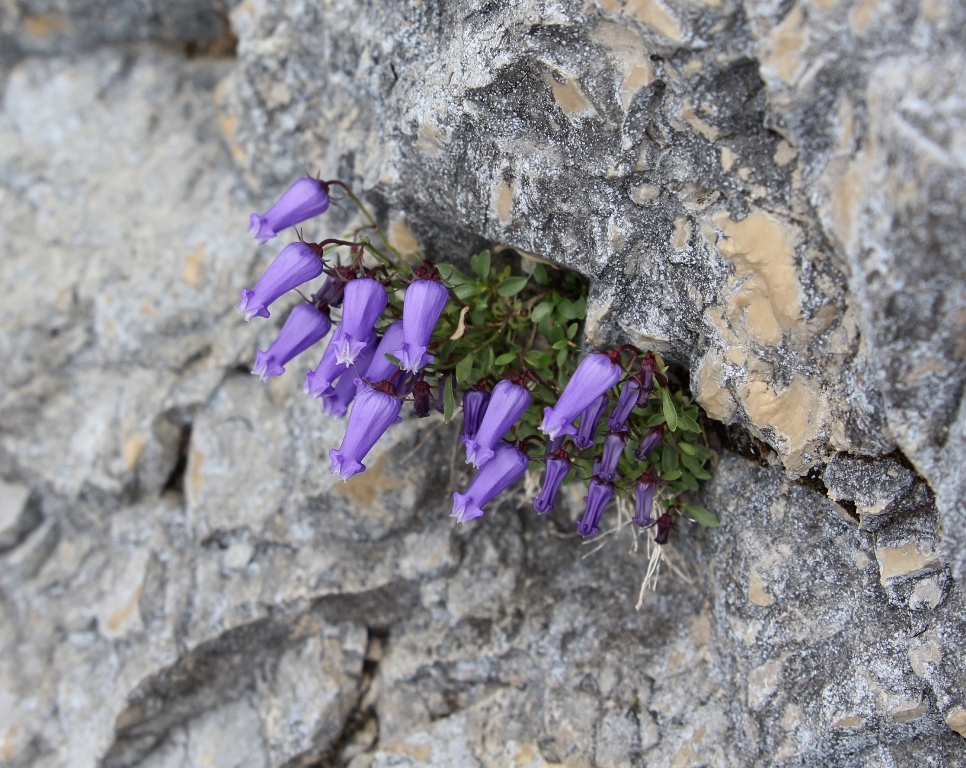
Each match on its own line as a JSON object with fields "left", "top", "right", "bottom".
{"left": 1, "top": 3, "right": 965, "bottom": 768}
{"left": 0, "top": 0, "right": 233, "bottom": 65}
{"left": 221, "top": 0, "right": 966, "bottom": 576}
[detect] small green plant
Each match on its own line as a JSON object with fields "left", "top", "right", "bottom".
{"left": 239, "top": 176, "right": 717, "bottom": 552}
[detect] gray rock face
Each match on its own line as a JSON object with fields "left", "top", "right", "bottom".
{"left": 1, "top": 2, "right": 964, "bottom": 768}
{"left": 0, "top": 0, "right": 233, "bottom": 65}
{"left": 222, "top": 0, "right": 966, "bottom": 574}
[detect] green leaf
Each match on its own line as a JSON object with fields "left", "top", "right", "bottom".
{"left": 679, "top": 413, "right": 700, "bottom": 432}
{"left": 557, "top": 347, "right": 569, "bottom": 368}
{"left": 644, "top": 412, "right": 667, "bottom": 427}
{"left": 443, "top": 376, "right": 456, "bottom": 423}
{"left": 691, "top": 444, "right": 712, "bottom": 461}
{"left": 566, "top": 322, "right": 579, "bottom": 340}
{"left": 455, "top": 354, "right": 474, "bottom": 382}
{"left": 532, "top": 263, "right": 549, "bottom": 285}
{"left": 679, "top": 442, "right": 696, "bottom": 455}
{"left": 684, "top": 504, "right": 720, "bottom": 527}
{"left": 661, "top": 447, "right": 678, "bottom": 474}
{"left": 453, "top": 283, "right": 479, "bottom": 301}
{"left": 471, "top": 250, "right": 491, "bottom": 279}
{"left": 552, "top": 339, "right": 569, "bottom": 350}
{"left": 558, "top": 298, "right": 576, "bottom": 320}
{"left": 549, "top": 324, "right": 565, "bottom": 345}
{"left": 497, "top": 276, "right": 528, "bottom": 296}
{"left": 494, "top": 352, "right": 517, "bottom": 366}
{"left": 573, "top": 296, "right": 586, "bottom": 320}
{"left": 692, "top": 466, "right": 712, "bottom": 480}
{"left": 661, "top": 387, "right": 678, "bottom": 432}
{"left": 661, "top": 469, "right": 683, "bottom": 481}
{"left": 531, "top": 300, "right": 554, "bottom": 324}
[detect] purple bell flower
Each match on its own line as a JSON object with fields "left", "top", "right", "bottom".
{"left": 634, "top": 425, "right": 664, "bottom": 461}
{"left": 452, "top": 441, "right": 529, "bottom": 523}
{"left": 633, "top": 470, "right": 657, "bottom": 527}
{"left": 304, "top": 321, "right": 346, "bottom": 398}
{"left": 463, "top": 379, "right": 531, "bottom": 467}
{"left": 248, "top": 177, "right": 330, "bottom": 243}
{"left": 577, "top": 477, "right": 615, "bottom": 537}
{"left": 573, "top": 394, "right": 609, "bottom": 450}
{"left": 321, "top": 339, "right": 377, "bottom": 417}
{"left": 598, "top": 430, "right": 629, "bottom": 482}
{"left": 540, "top": 351, "right": 623, "bottom": 440}
{"left": 395, "top": 280, "right": 450, "bottom": 373}
{"left": 253, "top": 303, "right": 332, "bottom": 381}
{"left": 363, "top": 320, "right": 404, "bottom": 388}
{"left": 532, "top": 454, "right": 571, "bottom": 513}
{"left": 461, "top": 389, "right": 491, "bottom": 444}
{"left": 606, "top": 380, "right": 640, "bottom": 432}
{"left": 329, "top": 383, "right": 402, "bottom": 481}
{"left": 331, "top": 278, "right": 388, "bottom": 367}
{"left": 238, "top": 242, "right": 324, "bottom": 321}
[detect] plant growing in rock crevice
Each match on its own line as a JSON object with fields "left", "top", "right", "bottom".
{"left": 237, "top": 177, "right": 718, "bottom": 549}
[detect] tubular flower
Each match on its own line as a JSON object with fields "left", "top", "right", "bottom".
{"left": 330, "top": 278, "right": 388, "bottom": 367}
{"left": 329, "top": 384, "right": 402, "bottom": 480}
{"left": 532, "top": 453, "right": 571, "bottom": 513}
{"left": 452, "top": 442, "right": 529, "bottom": 523}
{"left": 248, "top": 177, "right": 330, "bottom": 243}
{"left": 362, "top": 320, "right": 404, "bottom": 388}
{"left": 634, "top": 425, "right": 664, "bottom": 461}
{"left": 573, "top": 394, "right": 609, "bottom": 450}
{"left": 394, "top": 279, "right": 450, "bottom": 373}
{"left": 321, "top": 340, "right": 377, "bottom": 417}
{"left": 253, "top": 303, "right": 332, "bottom": 381}
{"left": 633, "top": 470, "right": 657, "bottom": 527}
{"left": 313, "top": 274, "right": 346, "bottom": 308}
{"left": 577, "top": 478, "right": 615, "bottom": 537}
{"left": 304, "top": 322, "right": 347, "bottom": 398}
{"left": 606, "top": 380, "right": 640, "bottom": 432}
{"left": 598, "top": 430, "right": 629, "bottom": 482}
{"left": 463, "top": 379, "right": 531, "bottom": 467}
{"left": 460, "top": 389, "right": 491, "bottom": 444}
{"left": 540, "top": 352, "right": 623, "bottom": 440}
{"left": 237, "top": 242, "right": 324, "bottom": 321}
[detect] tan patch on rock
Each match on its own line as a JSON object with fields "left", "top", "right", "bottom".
{"left": 749, "top": 569, "right": 775, "bottom": 606}
{"left": 850, "top": 0, "right": 882, "bottom": 32}
{"left": 830, "top": 715, "right": 865, "bottom": 728}
{"left": 546, "top": 73, "right": 592, "bottom": 115}
{"left": 945, "top": 708, "right": 966, "bottom": 737}
{"left": 720, "top": 146, "right": 736, "bottom": 172}
{"left": 23, "top": 13, "right": 71, "bottom": 37}
{"left": 671, "top": 217, "right": 690, "bottom": 250}
{"left": 774, "top": 139, "right": 797, "bottom": 166}
{"left": 631, "top": 183, "right": 660, "bottom": 203}
{"left": 590, "top": 22, "right": 654, "bottom": 110}
{"left": 333, "top": 454, "right": 394, "bottom": 508}
{"left": 493, "top": 180, "right": 514, "bottom": 224}
{"left": 695, "top": 349, "right": 737, "bottom": 421}
{"left": 187, "top": 447, "right": 206, "bottom": 504}
{"left": 680, "top": 101, "right": 720, "bottom": 141}
{"left": 122, "top": 435, "right": 145, "bottom": 472}
{"left": 388, "top": 218, "right": 422, "bottom": 260}
{"left": 712, "top": 208, "right": 802, "bottom": 335}
{"left": 415, "top": 121, "right": 447, "bottom": 155}
{"left": 889, "top": 694, "right": 929, "bottom": 723}
{"left": 875, "top": 542, "right": 942, "bottom": 584}
{"left": 182, "top": 246, "right": 206, "bottom": 286}
{"left": 738, "top": 374, "right": 822, "bottom": 467}
{"left": 763, "top": 4, "right": 808, "bottom": 84}
{"left": 624, "top": 0, "right": 684, "bottom": 42}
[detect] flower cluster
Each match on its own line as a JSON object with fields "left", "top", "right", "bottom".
{"left": 237, "top": 177, "right": 717, "bottom": 546}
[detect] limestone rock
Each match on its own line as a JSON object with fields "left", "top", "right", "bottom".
{"left": 1, "top": 3, "right": 965, "bottom": 768}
